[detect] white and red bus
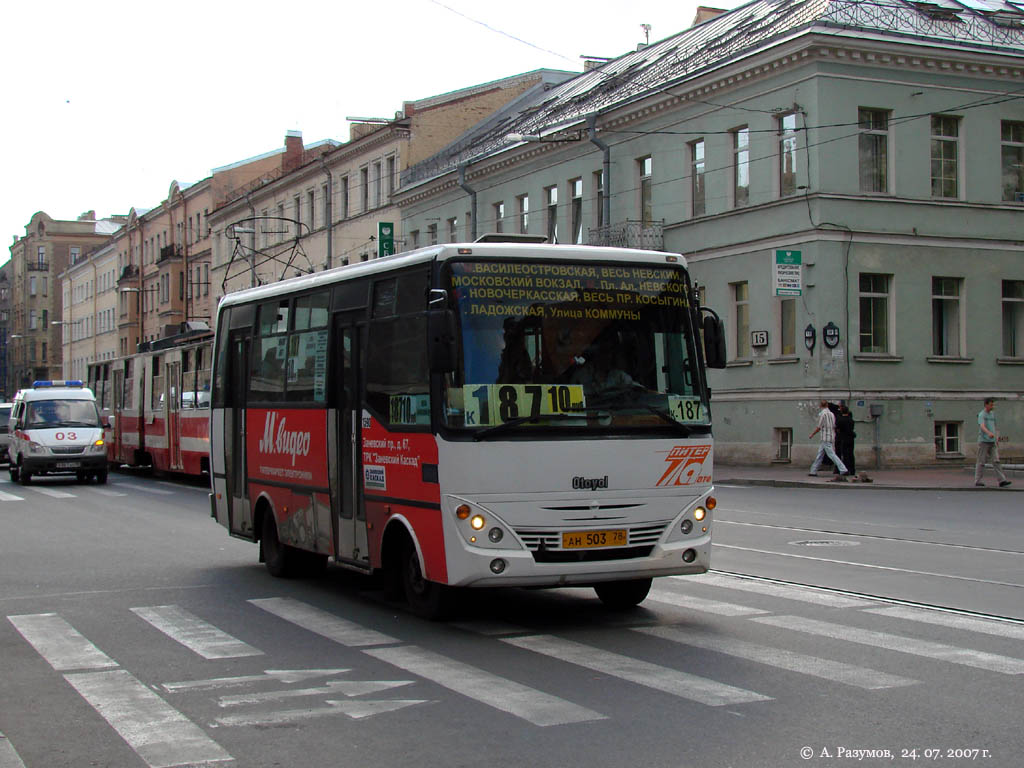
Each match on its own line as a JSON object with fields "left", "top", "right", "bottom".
{"left": 89, "top": 325, "right": 214, "bottom": 477}
{"left": 210, "top": 242, "right": 726, "bottom": 617}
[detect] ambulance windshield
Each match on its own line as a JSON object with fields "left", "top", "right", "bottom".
{"left": 26, "top": 399, "right": 101, "bottom": 428}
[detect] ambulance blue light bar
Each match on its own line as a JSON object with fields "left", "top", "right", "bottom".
{"left": 32, "top": 380, "right": 84, "bottom": 388}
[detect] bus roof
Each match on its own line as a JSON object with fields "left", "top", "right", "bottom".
{"left": 217, "top": 242, "right": 689, "bottom": 310}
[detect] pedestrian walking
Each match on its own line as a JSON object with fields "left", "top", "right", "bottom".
{"left": 835, "top": 404, "right": 856, "bottom": 477}
{"left": 975, "top": 398, "right": 1011, "bottom": 488}
{"left": 809, "top": 399, "right": 848, "bottom": 480}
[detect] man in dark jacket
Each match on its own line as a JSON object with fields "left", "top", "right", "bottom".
{"left": 834, "top": 404, "right": 856, "bottom": 477}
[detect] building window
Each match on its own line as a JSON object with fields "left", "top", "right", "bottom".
{"left": 360, "top": 167, "right": 369, "bottom": 212}
{"left": 308, "top": 190, "right": 316, "bottom": 230}
{"left": 37, "top": 246, "right": 45, "bottom": 266}
{"left": 593, "top": 170, "right": 605, "bottom": 229}
{"left": 690, "top": 139, "right": 706, "bottom": 216}
{"left": 778, "top": 113, "right": 799, "bottom": 197}
{"left": 774, "top": 427, "right": 793, "bottom": 461}
{"left": 30, "top": 276, "right": 37, "bottom": 297}
{"left": 447, "top": 217, "right": 458, "bottom": 242}
{"left": 859, "top": 108, "right": 889, "bottom": 193}
{"left": 570, "top": 178, "right": 583, "bottom": 244}
{"left": 934, "top": 422, "right": 961, "bottom": 456}
{"left": 373, "top": 161, "right": 382, "bottom": 208}
{"left": 1001, "top": 121, "right": 1024, "bottom": 202}
{"left": 930, "top": 115, "right": 960, "bottom": 198}
{"left": 545, "top": 185, "right": 558, "bottom": 242}
{"left": 859, "top": 273, "right": 891, "bottom": 353}
{"left": 427, "top": 223, "right": 438, "bottom": 245}
{"left": 638, "top": 156, "right": 653, "bottom": 225}
{"left": 931, "top": 277, "right": 963, "bottom": 357}
{"left": 780, "top": 297, "right": 796, "bottom": 356}
{"left": 71, "top": 246, "right": 81, "bottom": 264}
{"left": 517, "top": 194, "right": 529, "bottom": 234}
{"left": 322, "top": 184, "right": 329, "bottom": 226}
{"left": 340, "top": 176, "right": 350, "bottom": 219}
{"left": 493, "top": 201, "right": 504, "bottom": 233}
{"left": 1003, "top": 279, "right": 1024, "bottom": 357}
{"left": 410, "top": 230, "right": 420, "bottom": 249}
{"left": 386, "top": 155, "right": 396, "bottom": 198}
{"left": 731, "top": 281, "right": 750, "bottom": 359}
{"left": 732, "top": 128, "right": 750, "bottom": 207}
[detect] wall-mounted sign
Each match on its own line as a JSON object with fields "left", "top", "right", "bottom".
{"left": 804, "top": 323, "right": 816, "bottom": 353}
{"left": 823, "top": 321, "right": 841, "bottom": 348}
{"left": 774, "top": 250, "right": 802, "bottom": 296}
{"left": 751, "top": 330, "right": 768, "bottom": 347}
{"left": 378, "top": 222, "right": 395, "bottom": 258}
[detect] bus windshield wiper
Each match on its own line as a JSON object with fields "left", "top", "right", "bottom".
{"left": 472, "top": 409, "right": 609, "bottom": 441}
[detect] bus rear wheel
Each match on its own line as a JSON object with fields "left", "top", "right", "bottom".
{"left": 401, "top": 541, "right": 453, "bottom": 620}
{"left": 261, "top": 513, "right": 295, "bottom": 578}
{"left": 594, "top": 578, "right": 652, "bottom": 610}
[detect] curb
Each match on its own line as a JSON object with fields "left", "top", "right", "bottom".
{"left": 716, "top": 478, "right": 1020, "bottom": 491}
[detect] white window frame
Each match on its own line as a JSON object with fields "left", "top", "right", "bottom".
{"left": 1002, "top": 279, "right": 1024, "bottom": 358}
{"left": 930, "top": 115, "right": 960, "bottom": 199}
{"left": 1001, "top": 120, "right": 1024, "bottom": 202}
{"left": 731, "top": 281, "right": 750, "bottom": 360}
{"left": 934, "top": 421, "right": 962, "bottom": 456}
{"left": 931, "top": 276, "right": 964, "bottom": 358}
{"left": 690, "top": 139, "right": 706, "bottom": 216}
{"left": 778, "top": 113, "right": 799, "bottom": 197}
{"left": 858, "top": 273, "right": 892, "bottom": 354}
{"left": 638, "top": 156, "right": 653, "bottom": 225}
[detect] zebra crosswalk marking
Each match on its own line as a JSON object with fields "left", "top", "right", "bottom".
{"left": 635, "top": 625, "right": 918, "bottom": 689}
{"left": 132, "top": 605, "right": 264, "bottom": 659}
{"left": 503, "top": 634, "right": 772, "bottom": 706}
{"left": 752, "top": 615, "right": 1024, "bottom": 674}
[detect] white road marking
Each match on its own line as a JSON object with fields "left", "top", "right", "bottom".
{"left": 90, "top": 488, "right": 128, "bottom": 497}
{"left": 684, "top": 573, "right": 872, "bottom": 608}
{"left": 250, "top": 597, "right": 398, "bottom": 647}
{"left": 502, "top": 634, "right": 771, "bottom": 707}
{"left": 0, "top": 489, "right": 24, "bottom": 501}
{"left": 863, "top": 606, "right": 1024, "bottom": 641}
{"left": 364, "top": 645, "right": 606, "bottom": 726}
{"left": 450, "top": 620, "right": 533, "bottom": 636}
{"left": 215, "top": 698, "right": 429, "bottom": 726}
{"left": 163, "top": 669, "right": 352, "bottom": 693}
{"left": 120, "top": 484, "right": 175, "bottom": 495}
{"left": 8, "top": 613, "right": 118, "bottom": 671}
{"left": 131, "top": 605, "right": 263, "bottom": 659}
{"left": 217, "top": 679, "right": 413, "bottom": 707}
{"left": 752, "top": 616, "right": 1024, "bottom": 675}
{"left": 0, "top": 732, "right": 27, "bottom": 768}
{"left": 29, "top": 486, "right": 76, "bottom": 499}
{"left": 65, "top": 669, "right": 231, "bottom": 768}
{"left": 648, "top": 588, "right": 770, "bottom": 616}
{"left": 635, "top": 625, "right": 918, "bottom": 689}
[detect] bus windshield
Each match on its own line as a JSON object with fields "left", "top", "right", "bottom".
{"left": 441, "top": 259, "right": 710, "bottom": 435}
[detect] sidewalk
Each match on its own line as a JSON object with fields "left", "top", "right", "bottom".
{"left": 716, "top": 462, "right": 1022, "bottom": 491}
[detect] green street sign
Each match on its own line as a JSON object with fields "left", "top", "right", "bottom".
{"left": 774, "top": 249, "right": 802, "bottom": 296}
{"left": 378, "top": 222, "right": 395, "bottom": 258}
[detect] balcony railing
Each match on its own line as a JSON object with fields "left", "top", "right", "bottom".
{"left": 118, "top": 264, "right": 139, "bottom": 283}
{"left": 27, "top": 261, "right": 49, "bottom": 272}
{"left": 587, "top": 220, "right": 664, "bottom": 251}
{"left": 158, "top": 244, "right": 183, "bottom": 263}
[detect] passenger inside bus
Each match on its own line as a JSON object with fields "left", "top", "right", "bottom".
{"left": 570, "top": 333, "right": 638, "bottom": 396}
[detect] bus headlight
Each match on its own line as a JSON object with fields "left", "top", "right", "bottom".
{"left": 694, "top": 507, "right": 706, "bottom": 521}
{"left": 470, "top": 515, "right": 486, "bottom": 531}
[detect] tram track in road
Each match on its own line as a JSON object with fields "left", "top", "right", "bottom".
{"left": 714, "top": 517, "right": 1024, "bottom": 557}
{"left": 705, "top": 569, "right": 1024, "bottom": 628}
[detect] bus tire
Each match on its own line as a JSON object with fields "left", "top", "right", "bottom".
{"left": 401, "top": 539, "right": 453, "bottom": 620}
{"left": 594, "top": 578, "right": 652, "bottom": 610}
{"left": 261, "top": 512, "right": 294, "bottom": 578}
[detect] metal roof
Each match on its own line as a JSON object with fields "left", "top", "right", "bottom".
{"left": 403, "top": 0, "right": 1024, "bottom": 188}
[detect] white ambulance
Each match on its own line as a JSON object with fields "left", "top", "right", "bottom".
{"left": 8, "top": 380, "right": 108, "bottom": 485}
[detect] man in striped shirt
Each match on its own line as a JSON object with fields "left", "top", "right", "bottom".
{"left": 809, "top": 399, "right": 848, "bottom": 479}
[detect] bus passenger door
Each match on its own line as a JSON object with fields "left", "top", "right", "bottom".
{"left": 168, "top": 361, "right": 183, "bottom": 471}
{"left": 225, "top": 330, "right": 253, "bottom": 537}
{"left": 332, "top": 319, "right": 369, "bottom": 566}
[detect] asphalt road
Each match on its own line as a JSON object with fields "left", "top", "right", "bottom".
{"left": 1, "top": 474, "right": 1021, "bottom": 768}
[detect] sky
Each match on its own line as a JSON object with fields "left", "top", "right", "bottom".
{"left": 0, "top": 0, "right": 746, "bottom": 260}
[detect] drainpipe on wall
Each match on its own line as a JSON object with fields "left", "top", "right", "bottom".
{"left": 321, "top": 157, "right": 334, "bottom": 270}
{"left": 458, "top": 164, "right": 477, "bottom": 242}
{"left": 587, "top": 113, "right": 611, "bottom": 237}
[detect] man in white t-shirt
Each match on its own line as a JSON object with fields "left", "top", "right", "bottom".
{"left": 809, "top": 400, "right": 848, "bottom": 479}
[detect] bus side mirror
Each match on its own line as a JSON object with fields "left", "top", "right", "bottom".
{"left": 702, "top": 315, "right": 727, "bottom": 369}
{"left": 428, "top": 310, "right": 457, "bottom": 373}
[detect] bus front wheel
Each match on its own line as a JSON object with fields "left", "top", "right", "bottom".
{"left": 594, "top": 578, "right": 652, "bottom": 610}
{"left": 401, "top": 541, "right": 453, "bottom": 620}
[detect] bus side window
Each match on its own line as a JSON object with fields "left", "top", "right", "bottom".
{"left": 366, "top": 313, "right": 430, "bottom": 428}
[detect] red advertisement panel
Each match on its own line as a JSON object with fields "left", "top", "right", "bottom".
{"left": 247, "top": 408, "right": 329, "bottom": 488}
